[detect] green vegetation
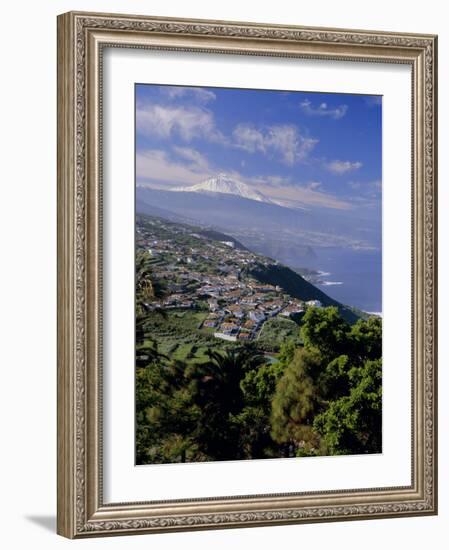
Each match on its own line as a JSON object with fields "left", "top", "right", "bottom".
{"left": 256, "top": 316, "right": 302, "bottom": 352}
{"left": 135, "top": 214, "right": 380, "bottom": 464}
{"left": 139, "top": 308, "right": 236, "bottom": 363}
{"left": 270, "top": 308, "right": 382, "bottom": 456}
{"left": 136, "top": 306, "right": 382, "bottom": 463}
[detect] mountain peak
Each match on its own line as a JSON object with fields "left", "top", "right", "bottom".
{"left": 171, "top": 174, "right": 271, "bottom": 204}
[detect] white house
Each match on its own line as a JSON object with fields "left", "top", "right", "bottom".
{"left": 249, "top": 311, "right": 266, "bottom": 323}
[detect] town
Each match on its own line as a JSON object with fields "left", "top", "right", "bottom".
{"left": 136, "top": 215, "right": 322, "bottom": 343}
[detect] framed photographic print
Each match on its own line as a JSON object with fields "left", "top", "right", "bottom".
{"left": 57, "top": 11, "right": 438, "bottom": 538}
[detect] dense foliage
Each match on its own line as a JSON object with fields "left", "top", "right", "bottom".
{"left": 136, "top": 305, "right": 382, "bottom": 463}
{"left": 271, "top": 308, "right": 382, "bottom": 456}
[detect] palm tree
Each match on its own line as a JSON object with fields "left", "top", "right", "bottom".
{"left": 135, "top": 338, "right": 168, "bottom": 369}
{"left": 186, "top": 347, "right": 266, "bottom": 460}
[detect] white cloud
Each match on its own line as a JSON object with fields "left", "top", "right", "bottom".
{"left": 300, "top": 99, "right": 348, "bottom": 120}
{"left": 172, "top": 146, "right": 210, "bottom": 171}
{"left": 244, "top": 174, "right": 350, "bottom": 210}
{"left": 162, "top": 86, "right": 216, "bottom": 103}
{"left": 364, "top": 96, "right": 382, "bottom": 107}
{"left": 232, "top": 125, "right": 265, "bottom": 153}
{"left": 136, "top": 104, "right": 226, "bottom": 143}
{"left": 348, "top": 179, "right": 382, "bottom": 194}
{"left": 232, "top": 124, "right": 318, "bottom": 165}
{"left": 326, "top": 160, "right": 363, "bottom": 174}
{"left": 136, "top": 149, "right": 351, "bottom": 210}
{"left": 264, "top": 175, "right": 291, "bottom": 187}
{"left": 306, "top": 181, "right": 322, "bottom": 190}
{"left": 136, "top": 149, "right": 212, "bottom": 187}
{"left": 256, "top": 179, "right": 351, "bottom": 210}
{"left": 348, "top": 181, "right": 361, "bottom": 190}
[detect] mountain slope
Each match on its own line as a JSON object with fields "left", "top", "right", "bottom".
{"left": 135, "top": 200, "right": 200, "bottom": 225}
{"left": 171, "top": 173, "right": 272, "bottom": 204}
{"left": 136, "top": 185, "right": 374, "bottom": 246}
{"left": 137, "top": 212, "right": 360, "bottom": 324}
{"left": 137, "top": 176, "right": 381, "bottom": 253}
{"left": 136, "top": 187, "right": 311, "bottom": 234}
{"left": 248, "top": 263, "right": 359, "bottom": 324}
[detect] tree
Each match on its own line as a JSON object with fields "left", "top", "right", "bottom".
{"left": 237, "top": 360, "right": 285, "bottom": 458}
{"left": 317, "top": 354, "right": 352, "bottom": 400}
{"left": 301, "top": 306, "right": 350, "bottom": 360}
{"left": 270, "top": 308, "right": 383, "bottom": 457}
{"left": 135, "top": 303, "right": 383, "bottom": 463}
{"left": 240, "top": 360, "right": 284, "bottom": 412}
{"left": 277, "top": 338, "right": 297, "bottom": 367}
{"left": 349, "top": 316, "right": 382, "bottom": 362}
{"left": 270, "top": 348, "right": 323, "bottom": 455}
{"left": 313, "top": 358, "right": 382, "bottom": 454}
{"left": 136, "top": 355, "right": 200, "bottom": 464}
{"left": 135, "top": 338, "right": 167, "bottom": 369}
{"left": 186, "top": 347, "right": 267, "bottom": 461}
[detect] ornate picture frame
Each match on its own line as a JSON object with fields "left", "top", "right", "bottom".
{"left": 57, "top": 11, "right": 437, "bottom": 538}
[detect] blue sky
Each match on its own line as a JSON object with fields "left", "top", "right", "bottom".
{"left": 135, "top": 83, "right": 382, "bottom": 216}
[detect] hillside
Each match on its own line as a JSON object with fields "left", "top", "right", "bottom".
{"left": 136, "top": 184, "right": 380, "bottom": 251}
{"left": 195, "top": 228, "right": 248, "bottom": 251}
{"left": 249, "top": 263, "right": 359, "bottom": 324}
{"left": 136, "top": 213, "right": 359, "bottom": 329}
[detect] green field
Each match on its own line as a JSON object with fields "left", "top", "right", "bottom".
{"left": 256, "top": 316, "right": 302, "bottom": 352}
{"left": 140, "top": 306, "right": 304, "bottom": 364}
{"left": 141, "top": 308, "right": 237, "bottom": 363}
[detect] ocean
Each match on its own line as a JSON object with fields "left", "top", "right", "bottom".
{"left": 293, "top": 247, "right": 382, "bottom": 314}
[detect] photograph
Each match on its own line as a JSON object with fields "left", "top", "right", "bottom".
{"left": 55, "top": 10, "right": 437, "bottom": 538}
{"left": 0, "top": 0, "right": 443, "bottom": 544}
{"left": 135, "top": 83, "right": 383, "bottom": 465}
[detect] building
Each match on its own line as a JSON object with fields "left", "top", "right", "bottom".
{"left": 306, "top": 300, "right": 322, "bottom": 308}
{"left": 220, "top": 322, "right": 239, "bottom": 334}
{"left": 280, "top": 305, "right": 304, "bottom": 318}
{"left": 208, "top": 299, "right": 219, "bottom": 311}
{"left": 226, "top": 304, "right": 245, "bottom": 318}
{"left": 214, "top": 332, "right": 237, "bottom": 342}
{"left": 249, "top": 311, "right": 266, "bottom": 323}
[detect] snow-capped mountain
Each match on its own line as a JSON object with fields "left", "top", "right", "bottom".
{"left": 171, "top": 173, "right": 272, "bottom": 204}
